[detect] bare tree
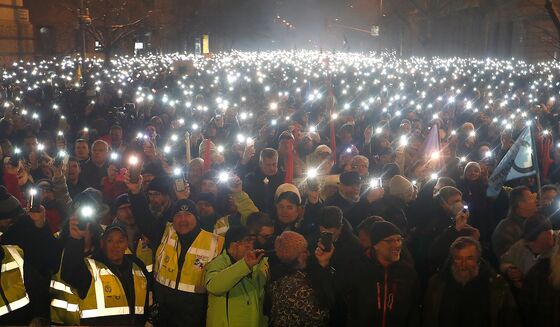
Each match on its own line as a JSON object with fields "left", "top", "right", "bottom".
{"left": 59, "top": 0, "right": 152, "bottom": 63}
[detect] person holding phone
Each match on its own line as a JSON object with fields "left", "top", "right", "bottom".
{"left": 316, "top": 206, "right": 363, "bottom": 326}
{"left": 204, "top": 226, "right": 269, "bottom": 327}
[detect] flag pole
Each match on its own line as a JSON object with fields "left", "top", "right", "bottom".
{"left": 530, "top": 124, "right": 542, "bottom": 200}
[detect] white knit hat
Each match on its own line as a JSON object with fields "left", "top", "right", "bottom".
{"left": 275, "top": 183, "right": 301, "bottom": 203}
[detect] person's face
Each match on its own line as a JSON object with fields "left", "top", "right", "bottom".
{"left": 91, "top": 143, "right": 109, "bottom": 165}
{"left": 143, "top": 141, "right": 156, "bottom": 157}
{"left": 116, "top": 204, "right": 134, "bottom": 224}
{"left": 465, "top": 165, "right": 481, "bottom": 182}
{"left": 339, "top": 183, "right": 360, "bottom": 202}
{"left": 196, "top": 201, "right": 215, "bottom": 216}
{"left": 201, "top": 179, "right": 217, "bottom": 195}
{"left": 23, "top": 137, "right": 38, "bottom": 154}
{"left": 102, "top": 230, "right": 128, "bottom": 264}
{"left": 74, "top": 141, "right": 89, "bottom": 160}
{"left": 443, "top": 193, "right": 463, "bottom": 214}
{"left": 541, "top": 190, "right": 558, "bottom": 207}
{"left": 110, "top": 128, "right": 123, "bottom": 143}
{"left": 322, "top": 185, "right": 338, "bottom": 199}
{"left": 518, "top": 190, "right": 538, "bottom": 216}
{"left": 39, "top": 188, "right": 55, "bottom": 202}
{"left": 229, "top": 237, "right": 255, "bottom": 261}
{"left": 147, "top": 190, "right": 169, "bottom": 209}
{"left": 16, "top": 165, "right": 29, "bottom": 186}
{"left": 172, "top": 211, "right": 197, "bottom": 235}
{"left": 145, "top": 126, "right": 157, "bottom": 138}
{"left": 255, "top": 226, "right": 275, "bottom": 248}
{"left": 352, "top": 159, "right": 369, "bottom": 177}
{"left": 276, "top": 199, "right": 299, "bottom": 225}
{"left": 373, "top": 234, "right": 402, "bottom": 265}
{"left": 358, "top": 229, "right": 371, "bottom": 250}
{"left": 188, "top": 163, "right": 203, "bottom": 182}
{"left": 260, "top": 156, "right": 278, "bottom": 176}
{"left": 451, "top": 245, "right": 479, "bottom": 284}
{"left": 340, "top": 130, "right": 352, "bottom": 144}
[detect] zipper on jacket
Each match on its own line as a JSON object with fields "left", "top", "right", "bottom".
{"left": 382, "top": 268, "right": 388, "bottom": 327}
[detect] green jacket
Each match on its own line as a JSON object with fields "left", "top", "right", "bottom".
{"left": 205, "top": 251, "right": 269, "bottom": 327}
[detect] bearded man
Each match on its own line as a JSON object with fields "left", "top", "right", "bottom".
{"left": 423, "top": 237, "right": 521, "bottom": 327}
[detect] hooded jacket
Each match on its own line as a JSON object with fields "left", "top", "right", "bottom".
{"left": 205, "top": 252, "right": 269, "bottom": 327}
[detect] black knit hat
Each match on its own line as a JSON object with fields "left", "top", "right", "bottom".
{"left": 0, "top": 186, "right": 25, "bottom": 220}
{"left": 340, "top": 171, "right": 361, "bottom": 186}
{"left": 370, "top": 221, "right": 402, "bottom": 245}
{"left": 170, "top": 199, "right": 198, "bottom": 220}
{"left": 112, "top": 193, "right": 130, "bottom": 213}
{"left": 523, "top": 215, "right": 552, "bottom": 242}
{"left": 147, "top": 176, "right": 171, "bottom": 196}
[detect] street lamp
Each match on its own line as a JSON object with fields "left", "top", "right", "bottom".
{"left": 77, "top": 0, "right": 91, "bottom": 85}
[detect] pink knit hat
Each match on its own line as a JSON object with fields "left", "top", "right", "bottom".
{"left": 274, "top": 231, "right": 308, "bottom": 263}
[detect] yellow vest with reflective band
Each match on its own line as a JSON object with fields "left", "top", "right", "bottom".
{"left": 125, "top": 238, "right": 154, "bottom": 273}
{"left": 155, "top": 224, "right": 224, "bottom": 293}
{"left": 0, "top": 245, "right": 29, "bottom": 316}
{"left": 79, "top": 258, "right": 147, "bottom": 319}
{"left": 50, "top": 271, "right": 80, "bottom": 325}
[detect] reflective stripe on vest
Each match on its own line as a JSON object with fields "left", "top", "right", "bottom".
{"left": 79, "top": 258, "right": 147, "bottom": 319}
{"left": 50, "top": 280, "right": 74, "bottom": 295}
{"left": 51, "top": 299, "right": 79, "bottom": 312}
{"left": 0, "top": 246, "right": 29, "bottom": 316}
{"left": 154, "top": 225, "right": 223, "bottom": 294}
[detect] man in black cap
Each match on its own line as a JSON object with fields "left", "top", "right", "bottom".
{"left": 62, "top": 219, "right": 151, "bottom": 325}
{"left": 345, "top": 221, "right": 421, "bottom": 326}
{"left": 325, "top": 171, "right": 384, "bottom": 229}
{"left": 126, "top": 174, "right": 224, "bottom": 326}
{"left": 143, "top": 176, "right": 174, "bottom": 222}
{"left": 195, "top": 192, "right": 220, "bottom": 233}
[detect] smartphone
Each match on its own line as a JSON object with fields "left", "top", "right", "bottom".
{"left": 29, "top": 189, "right": 40, "bottom": 212}
{"left": 174, "top": 178, "right": 186, "bottom": 192}
{"left": 77, "top": 206, "right": 94, "bottom": 230}
{"left": 319, "top": 232, "right": 333, "bottom": 252}
{"left": 129, "top": 167, "right": 139, "bottom": 184}
{"left": 462, "top": 205, "right": 469, "bottom": 214}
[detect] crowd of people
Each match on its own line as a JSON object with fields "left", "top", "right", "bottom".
{"left": 0, "top": 50, "right": 560, "bottom": 326}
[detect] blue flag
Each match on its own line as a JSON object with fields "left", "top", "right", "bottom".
{"left": 486, "top": 126, "right": 537, "bottom": 197}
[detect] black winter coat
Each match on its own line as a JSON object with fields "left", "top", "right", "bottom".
{"left": 345, "top": 256, "right": 421, "bottom": 327}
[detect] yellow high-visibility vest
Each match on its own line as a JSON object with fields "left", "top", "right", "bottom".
{"left": 50, "top": 271, "right": 81, "bottom": 325}
{"left": 79, "top": 258, "right": 147, "bottom": 319}
{"left": 0, "top": 245, "right": 29, "bottom": 316}
{"left": 154, "top": 224, "right": 223, "bottom": 293}
{"left": 125, "top": 237, "right": 154, "bottom": 273}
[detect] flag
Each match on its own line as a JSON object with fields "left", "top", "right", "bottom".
{"left": 486, "top": 126, "right": 537, "bottom": 197}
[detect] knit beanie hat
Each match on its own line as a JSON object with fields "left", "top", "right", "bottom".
{"left": 389, "top": 175, "right": 414, "bottom": 199}
{"left": 370, "top": 221, "right": 402, "bottom": 245}
{"left": 523, "top": 215, "right": 552, "bottom": 242}
{"left": 0, "top": 186, "right": 25, "bottom": 220}
{"left": 275, "top": 231, "right": 308, "bottom": 263}
{"left": 147, "top": 176, "right": 171, "bottom": 196}
{"left": 112, "top": 193, "right": 130, "bottom": 213}
{"left": 170, "top": 199, "right": 198, "bottom": 220}
{"left": 196, "top": 192, "right": 216, "bottom": 208}
{"left": 274, "top": 183, "right": 301, "bottom": 204}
